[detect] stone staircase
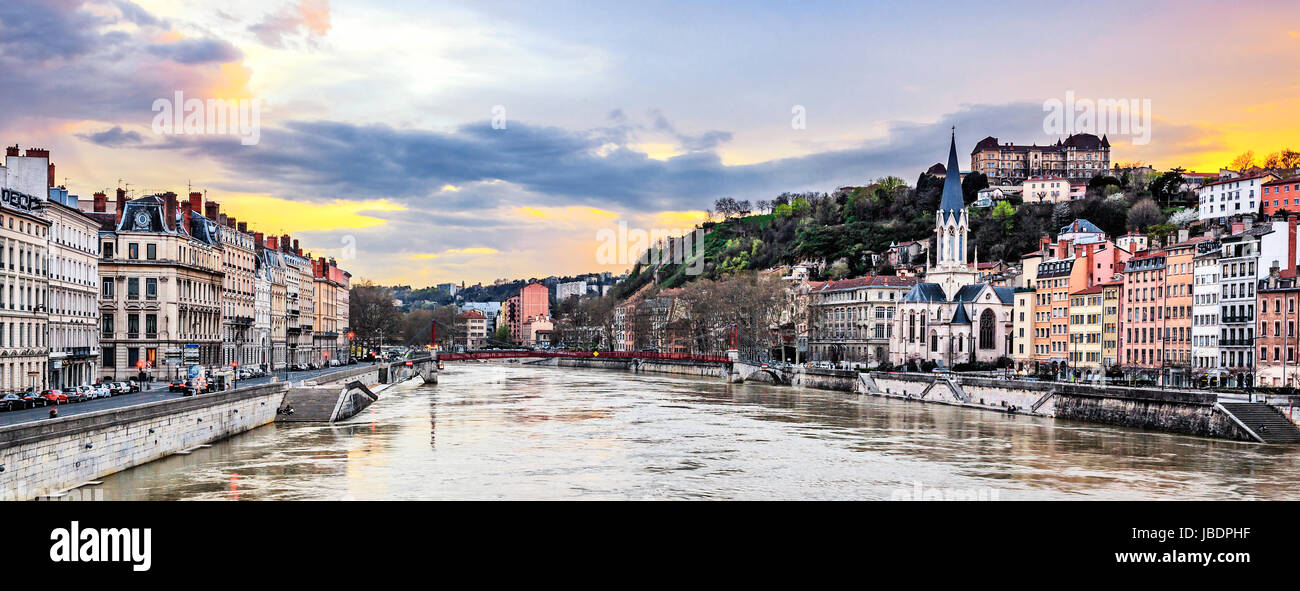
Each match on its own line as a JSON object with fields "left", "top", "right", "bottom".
{"left": 1219, "top": 403, "right": 1300, "bottom": 443}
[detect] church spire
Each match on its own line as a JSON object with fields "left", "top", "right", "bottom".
{"left": 939, "top": 128, "right": 965, "bottom": 213}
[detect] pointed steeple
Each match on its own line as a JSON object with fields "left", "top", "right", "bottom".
{"left": 939, "top": 128, "right": 965, "bottom": 213}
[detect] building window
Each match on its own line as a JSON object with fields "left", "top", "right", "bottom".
{"left": 103, "top": 242, "right": 113, "bottom": 258}
{"left": 145, "top": 278, "right": 157, "bottom": 300}
{"left": 146, "top": 243, "right": 156, "bottom": 260}
{"left": 102, "top": 346, "right": 115, "bottom": 368}
{"left": 127, "top": 278, "right": 140, "bottom": 300}
{"left": 128, "top": 243, "right": 139, "bottom": 259}
{"left": 101, "top": 314, "right": 114, "bottom": 337}
{"left": 979, "top": 309, "right": 996, "bottom": 349}
{"left": 102, "top": 278, "right": 114, "bottom": 299}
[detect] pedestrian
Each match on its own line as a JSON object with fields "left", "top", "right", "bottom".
{"left": 48, "top": 406, "right": 58, "bottom": 419}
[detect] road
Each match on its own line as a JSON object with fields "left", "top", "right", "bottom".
{"left": 0, "top": 363, "right": 367, "bottom": 428}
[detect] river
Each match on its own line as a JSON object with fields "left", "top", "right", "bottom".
{"left": 93, "top": 363, "right": 1300, "bottom": 500}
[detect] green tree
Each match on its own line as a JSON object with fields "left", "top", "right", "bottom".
{"left": 991, "top": 200, "right": 1016, "bottom": 232}
{"left": 493, "top": 324, "right": 513, "bottom": 346}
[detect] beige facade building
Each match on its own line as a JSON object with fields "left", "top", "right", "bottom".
{"left": 971, "top": 133, "right": 1111, "bottom": 185}
{"left": 456, "top": 309, "right": 489, "bottom": 349}
{"left": 45, "top": 188, "right": 100, "bottom": 389}
{"left": 91, "top": 192, "right": 223, "bottom": 381}
{"left": 257, "top": 237, "right": 289, "bottom": 369}
{"left": 209, "top": 199, "right": 257, "bottom": 370}
{"left": 806, "top": 275, "right": 916, "bottom": 365}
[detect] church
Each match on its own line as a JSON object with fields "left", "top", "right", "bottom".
{"left": 891, "top": 131, "right": 1015, "bottom": 368}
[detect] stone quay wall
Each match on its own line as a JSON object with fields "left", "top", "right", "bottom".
{"left": 864, "top": 372, "right": 1252, "bottom": 441}
{"left": 549, "top": 356, "right": 729, "bottom": 378}
{"left": 0, "top": 383, "right": 288, "bottom": 501}
{"left": 791, "top": 368, "right": 857, "bottom": 391}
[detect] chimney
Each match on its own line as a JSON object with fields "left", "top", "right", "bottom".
{"left": 4, "top": 146, "right": 17, "bottom": 157}
{"left": 281, "top": 234, "right": 290, "bottom": 252}
{"left": 47, "top": 162, "right": 55, "bottom": 188}
{"left": 267, "top": 236, "right": 279, "bottom": 251}
{"left": 205, "top": 200, "right": 219, "bottom": 219}
{"left": 238, "top": 221, "right": 248, "bottom": 234}
{"left": 93, "top": 192, "right": 107, "bottom": 213}
{"left": 293, "top": 239, "right": 300, "bottom": 255}
{"left": 188, "top": 191, "right": 201, "bottom": 216}
{"left": 218, "top": 213, "right": 228, "bottom": 227}
{"left": 181, "top": 200, "right": 193, "bottom": 234}
{"left": 254, "top": 232, "right": 264, "bottom": 248}
{"left": 115, "top": 188, "right": 127, "bottom": 224}
{"left": 163, "top": 192, "right": 178, "bottom": 231}
{"left": 328, "top": 257, "right": 336, "bottom": 267}
{"left": 1231, "top": 220, "right": 1245, "bottom": 235}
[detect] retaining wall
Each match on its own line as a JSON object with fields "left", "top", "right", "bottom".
{"left": 0, "top": 383, "right": 287, "bottom": 501}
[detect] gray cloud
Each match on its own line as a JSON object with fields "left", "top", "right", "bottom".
{"left": 76, "top": 126, "right": 144, "bottom": 147}
{"left": 147, "top": 38, "right": 243, "bottom": 64}
{"left": 0, "top": 1, "right": 250, "bottom": 130}
{"left": 148, "top": 101, "right": 1053, "bottom": 216}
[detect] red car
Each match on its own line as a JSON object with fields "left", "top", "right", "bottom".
{"left": 41, "top": 389, "right": 68, "bottom": 405}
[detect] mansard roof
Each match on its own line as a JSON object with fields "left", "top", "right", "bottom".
{"left": 1062, "top": 133, "right": 1107, "bottom": 150}
{"left": 1059, "top": 218, "right": 1103, "bottom": 235}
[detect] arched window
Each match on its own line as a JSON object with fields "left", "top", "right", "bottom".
{"left": 979, "top": 309, "right": 995, "bottom": 349}
{"left": 908, "top": 312, "right": 916, "bottom": 342}
{"left": 930, "top": 330, "right": 939, "bottom": 352}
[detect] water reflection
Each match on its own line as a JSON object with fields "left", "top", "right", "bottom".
{"left": 93, "top": 364, "right": 1300, "bottom": 500}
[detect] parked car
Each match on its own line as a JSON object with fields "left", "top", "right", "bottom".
{"left": 20, "top": 390, "right": 44, "bottom": 408}
{"left": 75, "top": 385, "right": 96, "bottom": 400}
{"left": 127, "top": 380, "right": 141, "bottom": 393}
{"left": 95, "top": 385, "right": 112, "bottom": 398}
{"left": 329, "top": 359, "right": 341, "bottom": 367}
{"left": 40, "top": 389, "right": 68, "bottom": 405}
{"left": 1, "top": 393, "right": 27, "bottom": 410}
{"left": 169, "top": 380, "right": 187, "bottom": 393}
{"left": 63, "top": 387, "right": 85, "bottom": 403}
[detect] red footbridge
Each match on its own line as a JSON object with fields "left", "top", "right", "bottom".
{"left": 436, "top": 349, "right": 733, "bottom": 364}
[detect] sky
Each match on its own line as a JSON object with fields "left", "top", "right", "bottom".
{"left": 3, "top": 0, "right": 1299, "bottom": 286}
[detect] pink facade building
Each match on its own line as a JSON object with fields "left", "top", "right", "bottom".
{"left": 506, "top": 282, "right": 550, "bottom": 344}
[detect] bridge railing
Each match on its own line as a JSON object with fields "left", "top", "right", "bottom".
{"left": 438, "top": 349, "right": 731, "bottom": 364}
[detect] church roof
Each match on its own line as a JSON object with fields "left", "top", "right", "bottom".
{"left": 939, "top": 130, "right": 965, "bottom": 214}
{"left": 950, "top": 304, "right": 972, "bottom": 325}
{"left": 901, "top": 283, "right": 948, "bottom": 303}
{"left": 900, "top": 283, "right": 1013, "bottom": 305}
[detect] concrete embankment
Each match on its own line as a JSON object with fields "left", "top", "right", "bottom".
{"left": 0, "top": 383, "right": 286, "bottom": 501}
{"left": 278, "top": 364, "right": 384, "bottom": 423}
{"left": 864, "top": 372, "right": 1256, "bottom": 442}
